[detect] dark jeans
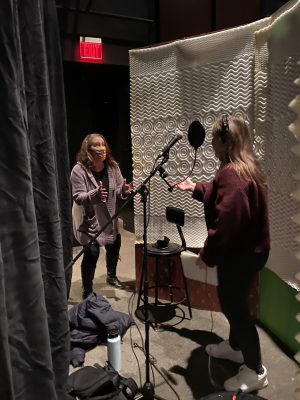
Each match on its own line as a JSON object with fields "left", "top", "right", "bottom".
{"left": 81, "top": 233, "right": 121, "bottom": 295}
{"left": 217, "top": 251, "right": 268, "bottom": 373}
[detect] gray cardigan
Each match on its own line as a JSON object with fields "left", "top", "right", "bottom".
{"left": 71, "top": 161, "right": 125, "bottom": 246}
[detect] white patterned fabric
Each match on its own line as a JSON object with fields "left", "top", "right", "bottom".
{"left": 130, "top": 18, "right": 268, "bottom": 248}
{"left": 254, "top": 0, "right": 300, "bottom": 288}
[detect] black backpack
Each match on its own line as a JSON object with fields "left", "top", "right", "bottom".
{"left": 66, "top": 363, "right": 139, "bottom": 400}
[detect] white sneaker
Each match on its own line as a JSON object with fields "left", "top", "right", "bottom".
{"left": 224, "top": 364, "right": 268, "bottom": 393}
{"left": 205, "top": 340, "right": 244, "bottom": 363}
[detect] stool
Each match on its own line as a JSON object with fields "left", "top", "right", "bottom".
{"left": 136, "top": 207, "right": 192, "bottom": 328}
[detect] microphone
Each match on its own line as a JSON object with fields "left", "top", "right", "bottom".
{"left": 188, "top": 120, "right": 206, "bottom": 150}
{"left": 158, "top": 133, "right": 183, "bottom": 158}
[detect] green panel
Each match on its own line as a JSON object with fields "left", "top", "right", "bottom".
{"left": 259, "top": 267, "right": 300, "bottom": 355}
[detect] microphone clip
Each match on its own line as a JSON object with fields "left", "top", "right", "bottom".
{"left": 157, "top": 166, "right": 168, "bottom": 179}
{"left": 156, "top": 165, "right": 173, "bottom": 192}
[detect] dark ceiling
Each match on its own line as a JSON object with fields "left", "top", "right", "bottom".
{"left": 56, "top": 0, "right": 158, "bottom": 48}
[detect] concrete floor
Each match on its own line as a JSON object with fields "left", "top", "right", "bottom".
{"left": 68, "top": 219, "right": 299, "bottom": 400}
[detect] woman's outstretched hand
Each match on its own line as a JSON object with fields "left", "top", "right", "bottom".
{"left": 173, "top": 177, "right": 196, "bottom": 192}
{"left": 122, "top": 179, "right": 134, "bottom": 196}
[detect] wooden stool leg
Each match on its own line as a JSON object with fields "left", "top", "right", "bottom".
{"left": 180, "top": 261, "right": 192, "bottom": 318}
{"left": 136, "top": 257, "right": 145, "bottom": 310}
{"left": 154, "top": 257, "right": 159, "bottom": 306}
{"left": 168, "top": 258, "right": 174, "bottom": 303}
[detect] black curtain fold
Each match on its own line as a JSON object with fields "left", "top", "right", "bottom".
{"left": 0, "top": 1, "right": 72, "bottom": 399}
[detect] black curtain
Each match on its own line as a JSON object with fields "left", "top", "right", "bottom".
{"left": 0, "top": 1, "right": 72, "bottom": 399}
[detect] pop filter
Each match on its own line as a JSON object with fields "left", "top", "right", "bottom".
{"left": 188, "top": 120, "right": 206, "bottom": 150}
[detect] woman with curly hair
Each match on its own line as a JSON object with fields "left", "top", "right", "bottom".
{"left": 174, "top": 115, "right": 270, "bottom": 394}
{"left": 71, "top": 133, "right": 133, "bottom": 298}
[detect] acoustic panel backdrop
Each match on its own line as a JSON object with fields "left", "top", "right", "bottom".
{"left": 129, "top": 17, "right": 269, "bottom": 248}
{"left": 254, "top": 0, "right": 300, "bottom": 288}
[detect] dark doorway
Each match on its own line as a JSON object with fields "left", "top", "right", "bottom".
{"left": 63, "top": 62, "right": 132, "bottom": 181}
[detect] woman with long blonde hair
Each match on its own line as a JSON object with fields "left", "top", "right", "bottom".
{"left": 175, "top": 115, "right": 270, "bottom": 394}
{"left": 71, "top": 133, "right": 133, "bottom": 298}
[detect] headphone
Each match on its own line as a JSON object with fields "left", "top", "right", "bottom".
{"left": 220, "top": 114, "right": 229, "bottom": 143}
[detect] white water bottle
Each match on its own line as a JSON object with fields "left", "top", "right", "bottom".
{"left": 107, "top": 328, "right": 121, "bottom": 372}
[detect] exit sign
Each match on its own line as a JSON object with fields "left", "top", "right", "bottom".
{"left": 79, "top": 37, "right": 102, "bottom": 62}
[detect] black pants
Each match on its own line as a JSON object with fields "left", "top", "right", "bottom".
{"left": 217, "top": 252, "right": 268, "bottom": 373}
{"left": 81, "top": 234, "right": 121, "bottom": 296}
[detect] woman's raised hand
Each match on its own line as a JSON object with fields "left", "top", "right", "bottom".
{"left": 122, "top": 179, "right": 134, "bottom": 196}
{"left": 98, "top": 181, "right": 108, "bottom": 202}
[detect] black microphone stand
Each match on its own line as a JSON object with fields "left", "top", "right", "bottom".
{"left": 135, "top": 154, "right": 171, "bottom": 400}
{"left": 65, "top": 153, "right": 173, "bottom": 400}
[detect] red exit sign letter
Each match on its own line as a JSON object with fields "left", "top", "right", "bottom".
{"left": 79, "top": 37, "right": 102, "bottom": 62}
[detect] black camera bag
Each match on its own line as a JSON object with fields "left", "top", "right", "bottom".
{"left": 67, "top": 363, "right": 138, "bottom": 400}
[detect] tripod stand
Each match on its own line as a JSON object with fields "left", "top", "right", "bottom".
{"left": 136, "top": 182, "right": 167, "bottom": 400}
{"left": 133, "top": 153, "right": 175, "bottom": 400}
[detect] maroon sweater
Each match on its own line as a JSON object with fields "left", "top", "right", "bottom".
{"left": 192, "top": 165, "right": 270, "bottom": 267}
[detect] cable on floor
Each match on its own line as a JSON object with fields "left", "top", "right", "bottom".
{"left": 126, "top": 287, "right": 181, "bottom": 399}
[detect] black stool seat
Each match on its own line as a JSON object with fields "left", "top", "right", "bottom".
{"left": 147, "top": 242, "right": 182, "bottom": 256}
